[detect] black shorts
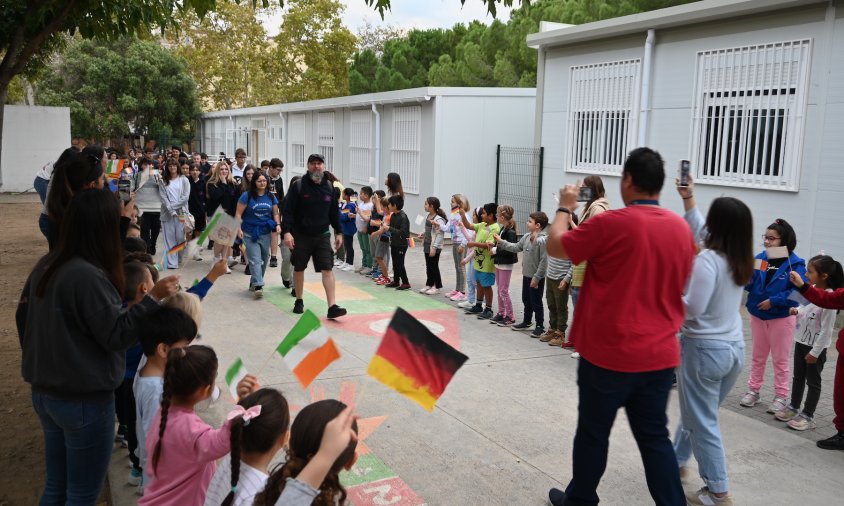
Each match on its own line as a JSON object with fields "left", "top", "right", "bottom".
{"left": 292, "top": 233, "right": 334, "bottom": 272}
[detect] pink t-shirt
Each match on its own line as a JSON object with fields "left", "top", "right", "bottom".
{"left": 561, "top": 205, "right": 695, "bottom": 373}
{"left": 139, "top": 406, "right": 232, "bottom": 506}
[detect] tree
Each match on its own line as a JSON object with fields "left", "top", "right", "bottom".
{"left": 37, "top": 37, "right": 199, "bottom": 144}
{"left": 355, "top": 20, "right": 406, "bottom": 56}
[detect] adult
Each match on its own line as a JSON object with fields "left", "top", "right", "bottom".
{"left": 134, "top": 157, "right": 163, "bottom": 255}
{"left": 231, "top": 148, "right": 248, "bottom": 184}
{"left": 170, "top": 145, "right": 182, "bottom": 160}
{"left": 371, "top": 172, "right": 404, "bottom": 277}
{"left": 158, "top": 158, "right": 190, "bottom": 268}
{"left": 187, "top": 162, "right": 208, "bottom": 259}
{"left": 43, "top": 145, "right": 107, "bottom": 249}
{"left": 236, "top": 171, "right": 280, "bottom": 299}
{"left": 564, "top": 175, "right": 610, "bottom": 358}
{"left": 17, "top": 189, "right": 179, "bottom": 505}
{"left": 37, "top": 146, "right": 80, "bottom": 241}
{"left": 267, "top": 159, "right": 289, "bottom": 279}
{"left": 199, "top": 152, "right": 212, "bottom": 177}
{"left": 282, "top": 154, "right": 347, "bottom": 319}
{"left": 205, "top": 161, "right": 238, "bottom": 273}
{"left": 546, "top": 147, "right": 695, "bottom": 506}
{"left": 674, "top": 176, "right": 754, "bottom": 506}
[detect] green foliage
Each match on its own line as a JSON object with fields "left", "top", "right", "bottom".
{"left": 349, "top": 0, "right": 699, "bottom": 95}
{"left": 36, "top": 37, "right": 199, "bottom": 142}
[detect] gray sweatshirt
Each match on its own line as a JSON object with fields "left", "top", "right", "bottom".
{"left": 497, "top": 229, "right": 548, "bottom": 282}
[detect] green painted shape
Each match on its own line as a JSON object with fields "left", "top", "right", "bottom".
{"left": 340, "top": 453, "right": 396, "bottom": 487}
{"left": 264, "top": 279, "right": 451, "bottom": 317}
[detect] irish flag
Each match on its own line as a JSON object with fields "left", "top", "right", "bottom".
{"left": 225, "top": 358, "right": 249, "bottom": 400}
{"left": 277, "top": 310, "right": 340, "bottom": 389}
{"left": 368, "top": 308, "right": 468, "bottom": 411}
{"left": 105, "top": 159, "right": 124, "bottom": 178}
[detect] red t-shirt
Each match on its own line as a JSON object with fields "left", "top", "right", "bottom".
{"left": 561, "top": 205, "right": 695, "bottom": 372}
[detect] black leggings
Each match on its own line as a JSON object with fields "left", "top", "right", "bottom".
{"left": 790, "top": 341, "right": 827, "bottom": 417}
{"left": 424, "top": 248, "right": 442, "bottom": 288}
{"left": 140, "top": 212, "right": 161, "bottom": 254}
{"left": 391, "top": 246, "right": 409, "bottom": 284}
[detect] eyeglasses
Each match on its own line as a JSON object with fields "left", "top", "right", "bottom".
{"left": 762, "top": 235, "right": 781, "bottom": 242}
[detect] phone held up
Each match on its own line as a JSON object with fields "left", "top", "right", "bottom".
{"left": 678, "top": 160, "right": 691, "bottom": 187}
{"left": 577, "top": 185, "right": 593, "bottom": 202}
{"left": 118, "top": 177, "right": 131, "bottom": 202}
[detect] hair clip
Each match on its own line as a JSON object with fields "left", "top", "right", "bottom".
{"left": 227, "top": 404, "right": 262, "bottom": 426}
{"left": 230, "top": 486, "right": 238, "bottom": 493}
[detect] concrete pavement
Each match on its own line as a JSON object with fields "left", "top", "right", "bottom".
{"left": 109, "top": 242, "right": 842, "bottom": 505}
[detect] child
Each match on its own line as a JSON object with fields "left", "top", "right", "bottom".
{"left": 457, "top": 207, "right": 482, "bottom": 309}
{"left": 488, "top": 205, "right": 518, "bottom": 323}
{"left": 495, "top": 211, "right": 549, "bottom": 338}
{"left": 445, "top": 194, "right": 470, "bottom": 301}
{"left": 419, "top": 197, "right": 448, "bottom": 295}
{"left": 460, "top": 203, "right": 500, "bottom": 317}
{"left": 775, "top": 255, "right": 842, "bottom": 430}
{"left": 127, "top": 222, "right": 142, "bottom": 238}
{"left": 254, "top": 400, "right": 359, "bottom": 506}
{"left": 338, "top": 188, "right": 357, "bottom": 271}
{"left": 740, "top": 218, "right": 806, "bottom": 413}
{"left": 355, "top": 186, "right": 374, "bottom": 275}
{"left": 373, "top": 194, "right": 395, "bottom": 285}
{"left": 368, "top": 190, "right": 388, "bottom": 281}
{"left": 545, "top": 251, "right": 573, "bottom": 347}
{"left": 382, "top": 195, "right": 410, "bottom": 289}
{"left": 134, "top": 306, "right": 199, "bottom": 491}
{"left": 790, "top": 267, "right": 844, "bottom": 450}
{"left": 139, "top": 345, "right": 232, "bottom": 505}
{"left": 204, "top": 389, "right": 291, "bottom": 506}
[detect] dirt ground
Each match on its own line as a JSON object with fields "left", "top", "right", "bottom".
{"left": 0, "top": 195, "right": 48, "bottom": 505}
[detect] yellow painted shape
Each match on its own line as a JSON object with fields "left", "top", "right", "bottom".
{"left": 303, "top": 281, "right": 374, "bottom": 302}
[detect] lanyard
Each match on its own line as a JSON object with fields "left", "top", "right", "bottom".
{"left": 629, "top": 199, "right": 659, "bottom": 206}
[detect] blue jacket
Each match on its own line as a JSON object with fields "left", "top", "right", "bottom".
{"left": 745, "top": 250, "right": 806, "bottom": 320}
{"left": 339, "top": 201, "right": 357, "bottom": 236}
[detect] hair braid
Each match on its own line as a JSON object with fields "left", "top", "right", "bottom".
{"left": 152, "top": 357, "right": 178, "bottom": 475}
{"left": 220, "top": 417, "right": 244, "bottom": 506}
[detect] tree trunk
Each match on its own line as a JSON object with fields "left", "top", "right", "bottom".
{"left": 0, "top": 85, "right": 7, "bottom": 186}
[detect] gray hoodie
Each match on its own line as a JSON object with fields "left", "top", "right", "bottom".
{"left": 497, "top": 229, "right": 548, "bottom": 282}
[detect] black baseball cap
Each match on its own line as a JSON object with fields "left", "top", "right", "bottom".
{"left": 307, "top": 153, "right": 325, "bottom": 164}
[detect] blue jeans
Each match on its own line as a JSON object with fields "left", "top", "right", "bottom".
{"left": 34, "top": 176, "right": 50, "bottom": 204}
{"left": 570, "top": 286, "right": 580, "bottom": 308}
{"left": 565, "top": 358, "right": 683, "bottom": 505}
{"left": 32, "top": 392, "right": 115, "bottom": 506}
{"left": 244, "top": 232, "right": 271, "bottom": 288}
{"left": 673, "top": 335, "right": 744, "bottom": 494}
{"left": 465, "top": 260, "right": 477, "bottom": 301}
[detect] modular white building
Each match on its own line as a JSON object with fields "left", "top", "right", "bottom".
{"left": 198, "top": 87, "right": 536, "bottom": 232}
{"left": 528, "top": 0, "right": 844, "bottom": 257}
{"left": 0, "top": 105, "right": 71, "bottom": 193}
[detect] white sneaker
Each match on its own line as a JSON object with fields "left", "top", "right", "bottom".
{"left": 341, "top": 263, "right": 354, "bottom": 272}
{"left": 192, "top": 251, "right": 203, "bottom": 261}
{"left": 425, "top": 287, "right": 440, "bottom": 295}
{"left": 739, "top": 390, "right": 760, "bottom": 407}
{"left": 360, "top": 267, "right": 373, "bottom": 275}
{"left": 570, "top": 351, "right": 580, "bottom": 359}
{"left": 767, "top": 396, "right": 788, "bottom": 414}
{"left": 457, "top": 300, "right": 475, "bottom": 308}
{"left": 419, "top": 286, "right": 432, "bottom": 293}
{"left": 333, "top": 259, "right": 343, "bottom": 266}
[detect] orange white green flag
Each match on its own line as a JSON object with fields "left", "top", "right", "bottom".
{"left": 105, "top": 159, "right": 124, "bottom": 178}
{"left": 276, "top": 310, "right": 340, "bottom": 389}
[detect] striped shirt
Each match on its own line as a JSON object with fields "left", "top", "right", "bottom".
{"left": 547, "top": 256, "right": 572, "bottom": 280}
{"left": 204, "top": 459, "right": 268, "bottom": 506}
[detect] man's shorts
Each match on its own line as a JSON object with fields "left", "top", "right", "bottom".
{"left": 476, "top": 271, "right": 496, "bottom": 287}
{"left": 292, "top": 233, "right": 334, "bottom": 272}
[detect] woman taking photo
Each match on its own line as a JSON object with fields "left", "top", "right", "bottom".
{"left": 236, "top": 171, "right": 280, "bottom": 299}
{"left": 134, "top": 156, "right": 163, "bottom": 254}
{"left": 673, "top": 177, "right": 754, "bottom": 506}
{"left": 158, "top": 157, "right": 191, "bottom": 269}
{"left": 206, "top": 161, "right": 238, "bottom": 273}
{"left": 17, "top": 188, "right": 179, "bottom": 505}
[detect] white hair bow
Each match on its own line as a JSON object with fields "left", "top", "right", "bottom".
{"left": 227, "top": 405, "right": 262, "bottom": 426}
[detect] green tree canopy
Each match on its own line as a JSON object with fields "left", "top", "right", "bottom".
{"left": 36, "top": 37, "right": 199, "bottom": 143}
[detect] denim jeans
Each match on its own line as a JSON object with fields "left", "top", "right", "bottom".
{"left": 34, "top": 176, "right": 49, "bottom": 204}
{"left": 32, "top": 392, "right": 115, "bottom": 506}
{"left": 570, "top": 286, "right": 580, "bottom": 308}
{"left": 244, "top": 232, "right": 271, "bottom": 288}
{"left": 465, "top": 260, "right": 476, "bottom": 302}
{"left": 565, "top": 358, "right": 683, "bottom": 505}
{"left": 673, "top": 335, "right": 744, "bottom": 494}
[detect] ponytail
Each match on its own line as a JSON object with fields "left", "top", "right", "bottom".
{"left": 220, "top": 418, "right": 244, "bottom": 506}
{"left": 809, "top": 255, "right": 844, "bottom": 290}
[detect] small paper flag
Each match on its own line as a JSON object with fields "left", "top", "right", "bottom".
{"left": 367, "top": 308, "right": 468, "bottom": 411}
{"left": 415, "top": 214, "right": 425, "bottom": 226}
{"left": 788, "top": 290, "right": 810, "bottom": 306}
{"left": 766, "top": 246, "right": 789, "bottom": 260}
{"left": 105, "top": 159, "right": 124, "bottom": 179}
{"left": 276, "top": 310, "right": 341, "bottom": 389}
{"left": 408, "top": 237, "right": 415, "bottom": 248}
{"left": 167, "top": 241, "right": 187, "bottom": 256}
{"left": 754, "top": 259, "right": 769, "bottom": 271}
{"left": 225, "top": 358, "right": 249, "bottom": 400}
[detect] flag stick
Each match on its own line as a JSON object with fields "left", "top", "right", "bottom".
{"left": 254, "top": 349, "right": 277, "bottom": 379}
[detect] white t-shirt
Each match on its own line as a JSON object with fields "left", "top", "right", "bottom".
{"left": 134, "top": 374, "right": 164, "bottom": 484}
{"left": 204, "top": 459, "right": 268, "bottom": 506}
{"left": 356, "top": 201, "right": 373, "bottom": 233}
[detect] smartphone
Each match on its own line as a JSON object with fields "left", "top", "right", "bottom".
{"left": 577, "top": 186, "right": 593, "bottom": 202}
{"left": 679, "top": 160, "right": 691, "bottom": 187}
{"left": 118, "top": 178, "right": 131, "bottom": 202}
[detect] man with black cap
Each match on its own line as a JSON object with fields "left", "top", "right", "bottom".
{"left": 282, "top": 153, "right": 347, "bottom": 319}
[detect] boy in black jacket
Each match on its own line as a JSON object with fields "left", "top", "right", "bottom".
{"left": 381, "top": 195, "right": 411, "bottom": 289}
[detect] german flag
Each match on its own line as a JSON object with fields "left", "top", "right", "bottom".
{"left": 367, "top": 308, "right": 468, "bottom": 411}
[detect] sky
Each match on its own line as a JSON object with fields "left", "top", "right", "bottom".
{"left": 261, "top": 0, "right": 514, "bottom": 37}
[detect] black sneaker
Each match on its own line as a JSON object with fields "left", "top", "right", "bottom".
{"left": 327, "top": 304, "right": 347, "bottom": 319}
{"left": 489, "top": 314, "right": 504, "bottom": 324}
{"left": 530, "top": 326, "right": 545, "bottom": 338}
{"left": 244, "top": 265, "right": 251, "bottom": 275}
{"left": 293, "top": 299, "right": 304, "bottom": 314}
{"left": 817, "top": 432, "right": 844, "bottom": 450}
{"left": 477, "top": 308, "right": 494, "bottom": 320}
{"left": 548, "top": 488, "right": 566, "bottom": 506}
{"left": 290, "top": 287, "right": 296, "bottom": 297}
{"left": 512, "top": 321, "right": 532, "bottom": 331}
{"left": 283, "top": 279, "right": 291, "bottom": 289}
{"left": 269, "top": 256, "right": 278, "bottom": 267}
{"left": 464, "top": 304, "right": 483, "bottom": 314}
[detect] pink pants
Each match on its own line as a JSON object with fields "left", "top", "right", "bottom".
{"left": 748, "top": 315, "right": 796, "bottom": 398}
{"left": 495, "top": 268, "right": 513, "bottom": 319}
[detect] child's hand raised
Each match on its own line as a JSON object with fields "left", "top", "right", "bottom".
{"left": 206, "top": 257, "right": 228, "bottom": 282}
{"left": 492, "top": 233, "right": 502, "bottom": 242}
{"left": 789, "top": 271, "right": 805, "bottom": 288}
{"left": 319, "top": 406, "right": 359, "bottom": 460}
{"left": 236, "top": 374, "right": 259, "bottom": 400}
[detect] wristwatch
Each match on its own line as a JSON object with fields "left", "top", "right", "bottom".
{"left": 556, "top": 207, "right": 572, "bottom": 215}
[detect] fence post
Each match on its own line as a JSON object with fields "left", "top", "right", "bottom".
{"left": 536, "top": 146, "right": 544, "bottom": 211}
{"left": 494, "top": 144, "right": 501, "bottom": 203}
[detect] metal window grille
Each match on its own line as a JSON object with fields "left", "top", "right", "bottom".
{"left": 349, "top": 109, "right": 372, "bottom": 184}
{"left": 317, "top": 112, "right": 335, "bottom": 170}
{"left": 566, "top": 59, "right": 641, "bottom": 175}
{"left": 290, "top": 114, "right": 306, "bottom": 173}
{"left": 390, "top": 106, "right": 421, "bottom": 194}
{"left": 690, "top": 39, "right": 811, "bottom": 191}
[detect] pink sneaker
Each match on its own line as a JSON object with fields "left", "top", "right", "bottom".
{"left": 445, "top": 290, "right": 458, "bottom": 298}
{"left": 450, "top": 291, "right": 466, "bottom": 301}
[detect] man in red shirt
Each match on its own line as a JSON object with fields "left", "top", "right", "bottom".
{"left": 546, "top": 147, "right": 695, "bottom": 506}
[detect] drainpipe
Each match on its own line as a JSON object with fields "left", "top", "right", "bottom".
{"left": 638, "top": 29, "right": 655, "bottom": 147}
{"left": 280, "top": 112, "right": 287, "bottom": 186}
{"left": 371, "top": 103, "right": 381, "bottom": 186}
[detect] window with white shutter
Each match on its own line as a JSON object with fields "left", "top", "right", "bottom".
{"left": 349, "top": 109, "right": 372, "bottom": 185}
{"left": 290, "top": 113, "right": 306, "bottom": 174}
{"left": 390, "top": 106, "right": 421, "bottom": 194}
{"left": 317, "top": 112, "right": 335, "bottom": 171}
